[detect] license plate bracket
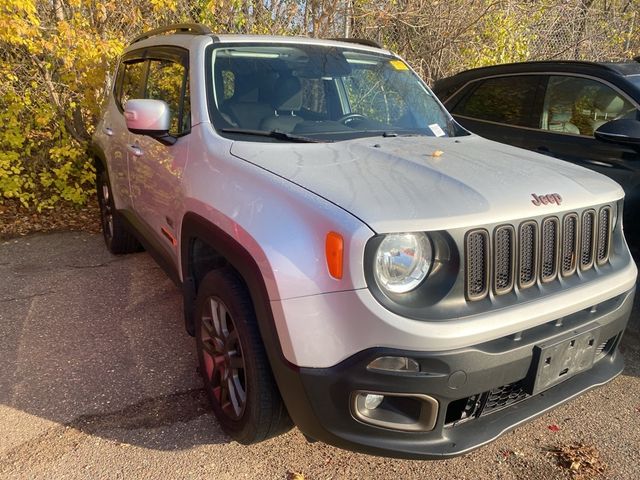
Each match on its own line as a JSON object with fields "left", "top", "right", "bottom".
{"left": 526, "top": 328, "right": 598, "bottom": 396}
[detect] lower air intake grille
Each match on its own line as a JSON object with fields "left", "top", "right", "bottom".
{"left": 481, "top": 381, "right": 528, "bottom": 415}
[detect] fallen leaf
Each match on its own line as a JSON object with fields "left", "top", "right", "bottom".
{"left": 548, "top": 424, "right": 560, "bottom": 432}
{"left": 286, "top": 472, "right": 304, "bottom": 480}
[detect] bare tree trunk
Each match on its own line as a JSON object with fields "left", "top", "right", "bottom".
{"left": 52, "top": 0, "right": 65, "bottom": 21}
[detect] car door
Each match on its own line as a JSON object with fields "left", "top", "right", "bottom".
{"left": 127, "top": 47, "right": 191, "bottom": 265}
{"left": 448, "top": 75, "right": 545, "bottom": 149}
{"left": 105, "top": 55, "right": 147, "bottom": 212}
{"left": 517, "top": 75, "right": 640, "bottom": 192}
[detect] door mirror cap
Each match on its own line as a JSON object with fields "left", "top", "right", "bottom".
{"left": 124, "top": 99, "right": 171, "bottom": 135}
{"left": 594, "top": 118, "right": 640, "bottom": 145}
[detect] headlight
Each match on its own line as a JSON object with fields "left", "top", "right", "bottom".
{"left": 374, "top": 233, "right": 432, "bottom": 293}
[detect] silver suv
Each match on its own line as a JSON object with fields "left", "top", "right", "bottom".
{"left": 92, "top": 24, "right": 637, "bottom": 459}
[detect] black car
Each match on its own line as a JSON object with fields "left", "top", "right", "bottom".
{"left": 433, "top": 60, "right": 640, "bottom": 243}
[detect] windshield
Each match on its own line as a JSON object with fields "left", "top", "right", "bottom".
{"left": 208, "top": 43, "right": 458, "bottom": 141}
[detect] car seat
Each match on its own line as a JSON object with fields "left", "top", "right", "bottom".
{"left": 591, "top": 89, "right": 626, "bottom": 132}
{"left": 259, "top": 73, "right": 305, "bottom": 132}
{"left": 546, "top": 103, "right": 580, "bottom": 134}
{"left": 220, "top": 74, "right": 274, "bottom": 130}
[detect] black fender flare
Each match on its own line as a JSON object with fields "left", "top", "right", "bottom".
{"left": 179, "top": 212, "right": 316, "bottom": 428}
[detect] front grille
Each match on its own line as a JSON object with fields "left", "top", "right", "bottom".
{"left": 519, "top": 222, "right": 537, "bottom": 288}
{"left": 597, "top": 207, "right": 612, "bottom": 264}
{"left": 494, "top": 226, "right": 514, "bottom": 294}
{"left": 561, "top": 214, "right": 578, "bottom": 276}
{"left": 464, "top": 205, "right": 614, "bottom": 300}
{"left": 465, "top": 230, "right": 489, "bottom": 300}
{"left": 581, "top": 210, "right": 596, "bottom": 269}
{"left": 541, "top": 217, "right": 559, "bottom": 282}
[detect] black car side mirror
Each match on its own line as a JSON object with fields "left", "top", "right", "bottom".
{"left": 594, "top": 119, "right": 640, "bottom": 146}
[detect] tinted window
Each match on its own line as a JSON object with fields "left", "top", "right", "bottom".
{"left": 453, "top": 76, "right": 540, "bottom": 127}
{"left": 145, "top": 59, "right": 190, "bottom": 134}
{"left": 541, "top": 76, "right": 637, "bottom": 136}
{"left": 118, "top": 60, "right": 146, "bottom": 110}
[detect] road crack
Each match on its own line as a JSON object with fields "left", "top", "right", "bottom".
{"left": 0, "top": 291, "right": 57, "bottom": 303}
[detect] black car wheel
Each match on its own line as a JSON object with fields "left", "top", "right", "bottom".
{"left": 195, "top": 268, "right": 291, "bottom": 443}
{"left": 96, "top": 168, "right": 140, "bottom": 254}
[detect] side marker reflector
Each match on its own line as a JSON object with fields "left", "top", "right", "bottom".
{"left": 326, "top": 231, "right": 344, "bottom": 279}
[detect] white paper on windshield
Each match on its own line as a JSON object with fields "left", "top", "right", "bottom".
{"left": 428, "top": 123, "right": 445, "bottom": 137}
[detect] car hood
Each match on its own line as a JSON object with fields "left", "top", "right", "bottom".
{"left": 230, "top": 134, "right": 624, "bottom": 233}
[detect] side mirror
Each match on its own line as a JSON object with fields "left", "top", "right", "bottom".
{"left": 124, "top": 99, "right": 176, "bottom": 145}
{"left": 594, "top": 118, "right": 640, "bottom": 146}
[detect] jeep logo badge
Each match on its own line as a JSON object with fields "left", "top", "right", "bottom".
{"left": 531, "top": 193, "right": 562, "bottom": 206}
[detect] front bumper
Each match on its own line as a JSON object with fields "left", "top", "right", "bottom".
{"left": 275, "top": 287, "right": 634, "bottom": 459}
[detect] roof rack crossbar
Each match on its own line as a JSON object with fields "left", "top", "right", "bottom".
{"left": 131, "top": 23, "right": 212, "bottom": 44}
{"left": 328, "top": 37, "right": 381, "bottom": 49}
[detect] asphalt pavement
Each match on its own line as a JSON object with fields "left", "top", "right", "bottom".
{"left": 1, "top": 232, "right": 639, "bottom": 479}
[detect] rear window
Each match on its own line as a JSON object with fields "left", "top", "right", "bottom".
{"left": 452, "top": 76, "right": 540, "bottom": 128}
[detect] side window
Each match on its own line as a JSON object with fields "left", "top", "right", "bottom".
{"left": 145, "top": 58, "right": 190, "bottom": 135}
{"left": 118, "top": 60, "right": 146, "bottom": 110}
{"left": 452, "top": 76, "right": 540, "bottom": 128}
{"left": 221, "top": 70, "right": 235, "bottom": 100}
{"left": 541, "top": 76, "right": 637, "bottom": 136}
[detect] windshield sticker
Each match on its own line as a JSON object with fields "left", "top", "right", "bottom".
{"left": 389, "top": 60, "right": 409, "bottom": 71}
{"left": 429, "top": 123, "right": 446, "bottom": 137}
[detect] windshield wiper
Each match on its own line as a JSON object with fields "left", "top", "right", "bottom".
{"left": 221, "top": 128, "right": 327, "bottom": 143}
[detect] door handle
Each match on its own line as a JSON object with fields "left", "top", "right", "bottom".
{"left": 127, "top": 143, "right": 143, "bottom": 157}
{"left": 103, "top": 126, "right": 113, "bottom": 136}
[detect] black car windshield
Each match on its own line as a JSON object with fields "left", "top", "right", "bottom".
{"left": 208, "top": 43, "right": 457, "bottom": 141}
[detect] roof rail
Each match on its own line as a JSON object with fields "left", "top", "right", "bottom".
{"left": 131, "top": 23, "right": 212, "bottom": 44}
{"left": 329, "top": 37, "right": 381, "bottom": 49}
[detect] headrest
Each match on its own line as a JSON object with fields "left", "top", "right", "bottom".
{"left": 272, "top": 75, "right": 303, "bottom": 111}
{"left": 594, "top": 90, "right": 625, "bottom": 114}
{"left": 548, "top": 103, "right": 573, "bottom": 123}
{"left": 233, "top": 75, "right": 260, "bottom": 102}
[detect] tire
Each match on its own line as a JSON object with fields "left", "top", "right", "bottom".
{"left": 195, "top": 268, "right": 292, "bottom": 443}
{"left": 96, "top": 168, "right": 140, "bottom": 254}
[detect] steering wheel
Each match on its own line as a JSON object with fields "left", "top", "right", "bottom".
{"left": 338, "top": 113, "right": 367, "bottom": 126}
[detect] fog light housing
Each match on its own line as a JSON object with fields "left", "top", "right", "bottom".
{"left": 363, "top": 393, "right": 384, "bottom": 410}
{"left": 367, "top": 356, "right": 420, "bottom": 373}
{"left": 352, "top": 391, "right": 439, "bottom": 432}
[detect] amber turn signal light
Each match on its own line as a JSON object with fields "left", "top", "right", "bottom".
{"left": 326, "top": 231, "right": 344, "bottom": 279}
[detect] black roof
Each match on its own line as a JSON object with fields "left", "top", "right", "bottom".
{"left": 448, "top": 59, "right": 640, "bottom": 79}
{"left": 432, "top": 59, "right": 640, "bottom": 99}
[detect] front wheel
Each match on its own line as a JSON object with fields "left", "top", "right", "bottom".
{"left": 195, "top": 268, "right": 291, "bottom": 443}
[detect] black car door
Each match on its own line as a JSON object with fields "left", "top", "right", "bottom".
{"left": 517, "top": 75, "right": 640, "bottom": 193}
{"left": 447, "top": 75, "right": 546, "bottom": 150}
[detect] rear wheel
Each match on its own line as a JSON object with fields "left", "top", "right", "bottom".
{"left": 96, "top": 168, "right": 140, "bottom": 254}
{"left": 195, "top": 268, "right": 291, "bottom": 443}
